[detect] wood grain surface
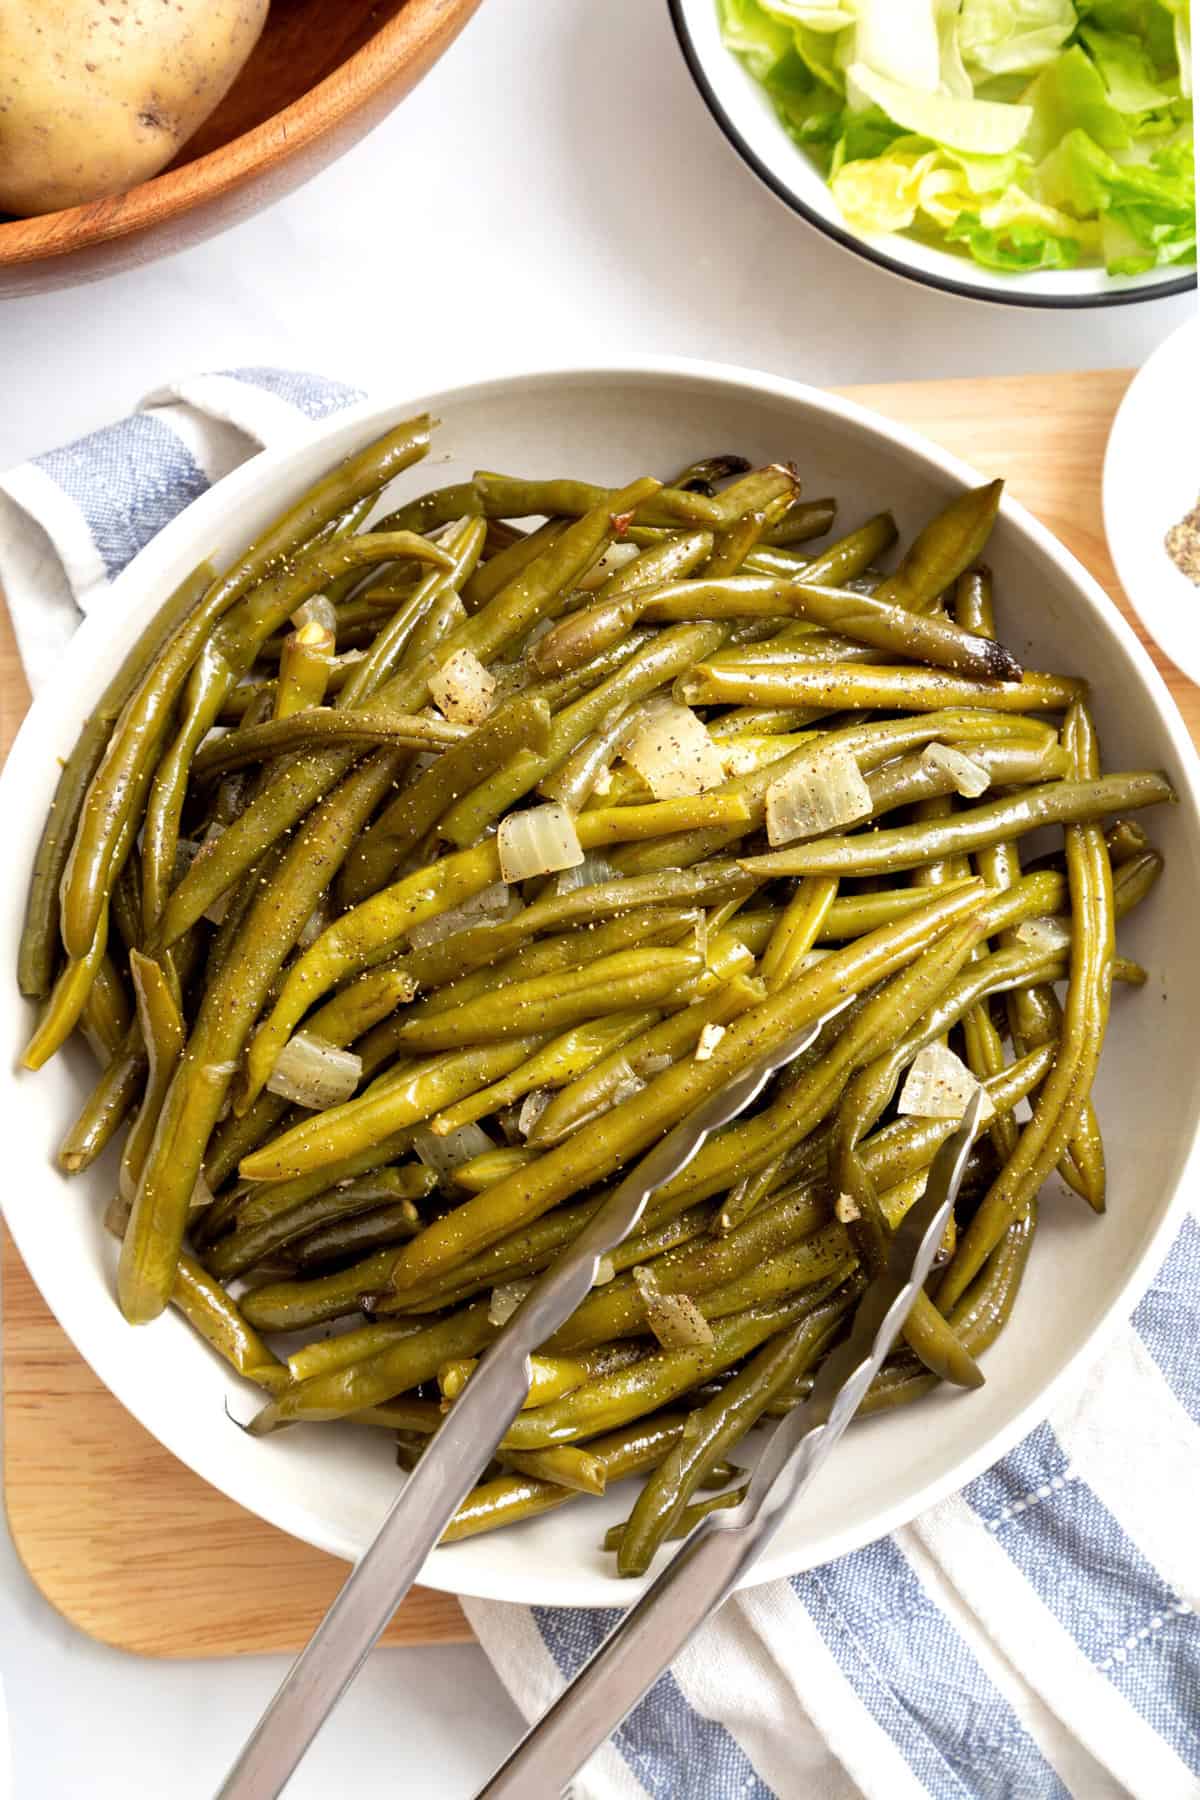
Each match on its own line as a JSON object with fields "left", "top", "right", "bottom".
{"left": 2, "top": 368, "right": 1195, "bottom": 1658}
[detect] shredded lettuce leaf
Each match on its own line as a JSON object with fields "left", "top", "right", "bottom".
{"left": 716, "top": 0, "right": 1195, "bottom": 278}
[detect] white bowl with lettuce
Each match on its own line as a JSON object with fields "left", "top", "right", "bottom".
{"left": 671, "top": 0, "right": 1195, "bottom": 306}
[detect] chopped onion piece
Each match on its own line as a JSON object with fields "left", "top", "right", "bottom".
{"left": 429, "top": 647, "right": 496, "bottom": 725}
{"left": 577, "top": 540, "right": 641, "bottom": 592}
{"left": 190, "top": 1169, "right": 215, "bottom": 1213}
{"left": 497, "top": 802, "right": 584, "bottom": 882}
{"left": 835, "top": 1192, "right": 861, "bottom": 1224}
{"left": 554, "top": 853, "right": 621, "bottom": 896}
{"left": 517, "top": 1089, "right": 551, "bottom": 1138}
{"left": 1014, "top": 916, "right": 1072, "bottom": 955}
{"left": 414, "top": 1121, "right": 496, "bottom": 1179}
{"left": 765, "top": 750, "right": 872, "bottom": 847}
{"left": 297, "top": 898, "right": 332, "bottom": 952}
{"left": 290, "top": 594, "right": 337, "bottom": 635}
{"left": 898, "top": 1044, "right": 994, "bottom": 1123}
{"left": 267, "top": 1032, "right": 362, "bottom": 1109}
{"left": 622, "top": 700, "right": 725, "bottom": 799}
{"left": 593, "top": 1256, "right": 616, "bottom": 1287}
{"left": 640, "top": 1053, "right": 674, "bottom": 1078}
{"left": 489, "top": 1279, "right": 534, "bottom": 1326}
{"left": 407, "top": 882, "right": 513, "bottom": 950}
{"left": 921, "top": 742, "right": 990, "bottom": 799}
{"left": 633, "top": 1268, "right": 714, "bottom": 1349}
{"left": 695, "top": 1023, "right": 726, "bottom": 1062}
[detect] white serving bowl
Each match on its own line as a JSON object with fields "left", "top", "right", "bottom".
{"left": 669, "top": 0, "right": 1196, "bottom": 311}
{"left": 3, "top": 359, "right": 1200, "bottom": 1608}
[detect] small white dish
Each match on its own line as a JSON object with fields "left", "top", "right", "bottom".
{"left": 1105, "top": 317, "right": 1200, "bottom": 685}
{"left": 669, "top": 0, "right": 1196, "bottom": 311}
{"left": 3, "top": 358, "right": 1200, "bottom": 1607}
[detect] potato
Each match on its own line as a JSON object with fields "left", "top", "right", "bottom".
{"left": 0, "top": 0, "right": 269, "bottom": 217}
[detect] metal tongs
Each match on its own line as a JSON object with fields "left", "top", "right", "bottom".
{"left": 218, "top": 1009, "right": 980, "bottom": 1800}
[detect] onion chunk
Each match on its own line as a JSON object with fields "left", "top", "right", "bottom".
{"left": 414, "top": 1121, "right": 496, "bottom": 1179}
{"left": 407, "top": 882, "right": 513, "bottom": 950}
{"left": 898, "top": 1043, "right": 994, "bottom": 1123}
{"left": 622, "top": 700, "right": 724, "bottom": 799}
{"left": 765, "top": 749, "right": 871, "bottom": 846}
{"left": 922, "top": 742, "right": 990, "bottom": 799}
{"left": 633, "top": 1268, "right": 714, "bottom": 1349}
{"left": 429, "top": 648, "right": 496, "bottom": 725}
{"left": 497, "top": 802, "right": 584, "bottom": 882}
{"left": 267, "top": 1032, "right": 362, "bottom": 1110}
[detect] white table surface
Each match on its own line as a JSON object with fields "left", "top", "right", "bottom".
{"left": 0, "top": 1, "right": 1193, "bottom": 1795}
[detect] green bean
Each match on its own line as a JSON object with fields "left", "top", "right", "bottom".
{"left": 339, "top": 694, "right": 553, "bottom": 906}
{"left": 239, "top": 1041, "right": 542, "bottom": 1182}
{"left": 371, "top": 480, "right": 484, "bottom": 536}
{"left": 872, "top": 481, "right": 1003, "bottom": 614}
{"left": 113, "top": 952, "right": 185, "bottom": 1223}
{"left": 529, "top": 975, "right": 764, "bottom": 1146}
{"left": 760, "top": 877, "right": 838, "bottom": 991}
{"left": 940, "top": 701, "right": 1116, "bottom": 1309}
{"left": 681, "top": 659, "right": 1082, "bottom": 712}
{"left": 22, "top": 908, "right": 112, "bottom": 1070}
{"left": 274, "top": 618, "right": 335, "bottom": 719}
{"left": 593, "top": 530, "right": 714, "bottom": 606}
{"left": 473, "top": 471, "right": 724, "bottom": 530}
{"left": 57, "top": 1031, "right": 148, "bottom": 1173}
{"left": 388, "top": 947, "right": 703, "bottom": 1055}
{"left": 118, "top": 741, "right": 411, "bottom": 1324}
{"left": 190, "top": 705, "right": 466, "bottom": 786}
{"left": 18, "top": 559, "right": 216, "bottom": 999}
{"left": 460, "top": 519, "right": 566, "bottom": 611}
{"left": 740, "top": 773, "right": 1172, "bottom": 880}
{"left": 172, "top": 1254, "right": 290, "bottom": 1395}
{"left": 79, "top": 952, "right": 133, "bottom": 1060}
{"left": 555, "top": 575, "right": 1023, "bottom": 682}
{"left": 499, "top": 1296, "right": 821, "bottom": 1450}
{"left": 206, "top": 1163, "right": 432, "bottom": 1281}
{"left": 291, "top": 1197, "right": 428, "bottom": 1270}
{"left": 606, "top": 1479, "right": 751, "bottom": 1553}
{"left": 384, "top": 881, "right": 986, "bottom": 1295}
{"left": 615, "top": 1277, "right": 854, "bottom": 1574}
{"left": 439, "top": 1412, "right": 701, "bottom": 1542}
{"left": 390, "top": 865, "right": 755, "bottom": 996}
{"left": 429, "top": 1014, "right": 651, "bottom": 1137}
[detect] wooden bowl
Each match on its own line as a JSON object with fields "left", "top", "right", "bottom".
{"left": 0, "top": 0, "right": 482, "bottom": 298}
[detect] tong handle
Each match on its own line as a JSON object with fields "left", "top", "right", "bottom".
{"left": 478, "top": 1520, "right": 752, "bottom": 1800}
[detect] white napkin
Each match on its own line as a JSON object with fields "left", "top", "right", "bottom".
{"left": 2, "top": 376, "right": 1197, "bottom": 1800}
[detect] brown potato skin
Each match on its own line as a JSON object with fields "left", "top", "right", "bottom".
{"left": 0, "top": 0, "right": 270, "bottom": 217}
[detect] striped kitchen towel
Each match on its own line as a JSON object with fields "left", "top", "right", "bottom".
{"left": 1, "top": 374, "right": 1197, "bottom": 1800}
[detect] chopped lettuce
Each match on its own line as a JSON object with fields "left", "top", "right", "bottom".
{"left": 716, "top": 0, "right": 1194, "bottom": 278}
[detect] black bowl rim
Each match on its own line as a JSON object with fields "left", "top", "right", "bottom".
{"left": 667, "top": 0, "right": 1197, "bottom": 313}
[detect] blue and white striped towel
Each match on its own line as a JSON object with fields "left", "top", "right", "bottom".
{"left": 1, "top": 371, "right": 1197, "bottom": 1800}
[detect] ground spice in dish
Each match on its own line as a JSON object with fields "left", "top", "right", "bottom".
{"left": 1165, "top": 497, "right": 1200, "bottom": 583}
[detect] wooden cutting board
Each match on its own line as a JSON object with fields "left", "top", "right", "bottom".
{"left": 4, "top": 367, "right": 1197, "bottom": 1659}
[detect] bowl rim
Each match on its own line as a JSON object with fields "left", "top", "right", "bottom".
{"left": 666, "top": 0, "right": 1197, "bottom": 313}
{"left": 4, "top": 354, "right": 1200, "bottom": 1603}
{"left": 0, "top": 0, "right": 480, "bottom": 266}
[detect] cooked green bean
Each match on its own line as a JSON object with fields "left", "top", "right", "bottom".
{"left": 20, "top": 438, "right": 1170, "bottom": 1556}
{"left": 740, "top": 773, "right": 1172, "bottom": 879}
{"left": 614, "top": 1277, "right": 854, "bottom": 1574}
{"left": 18, "top": 559, "right": 216, "bottom": 999}
{"left": 940, "top": 702, "right": 1116, "bottom": 1309}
